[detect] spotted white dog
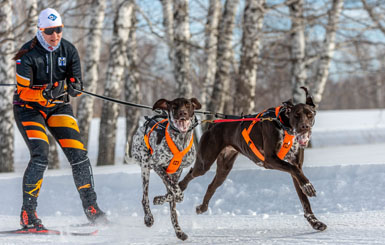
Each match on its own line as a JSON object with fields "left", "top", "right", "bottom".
{"left": 128, "top": 97, "right": 201, "bottom": 241}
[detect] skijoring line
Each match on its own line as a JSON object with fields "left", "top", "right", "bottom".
{"left": 72, "top": 88, "right": 227, "bottom": 118}
{"left": 0, "top": 83, "right": 226, "bottom": 118}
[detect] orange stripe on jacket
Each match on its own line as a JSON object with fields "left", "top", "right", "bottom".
{"left": 26, "top": 130, "right": 48, "bottom": 143}
{"left": 58, "top": 139, "right": 86, "bottom": 150}
{"left": 47, "top": 114, "right": 80, "bottom": 132}
{"left": 22, "top": 121, "right": 46, "bottom": 131}
{"left": 16, "top": 73, "right": 31, "bottom": 87}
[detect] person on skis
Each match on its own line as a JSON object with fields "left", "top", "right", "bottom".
{"left": 12, "top": 8, "right": 108, "bottom": 229}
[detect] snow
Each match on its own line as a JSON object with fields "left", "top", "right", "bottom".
{"left": 2, "top": 109, "right": 385, "bottom": 244}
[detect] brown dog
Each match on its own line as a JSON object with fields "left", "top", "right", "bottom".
{"left": 129, "top": 97, "right": 202, "bottom": 241}
{"left": 179, "top": 87, "right": 327, "bottom": 231}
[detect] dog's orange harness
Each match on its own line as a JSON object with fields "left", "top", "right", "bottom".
{"left": 242, "top": 106, "right": 295, "bottom": 161}
{"left": 144, "top": 119, "right": 194, "bottom": 174}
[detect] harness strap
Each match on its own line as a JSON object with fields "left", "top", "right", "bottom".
{"left": 277, "top": 131, "right": 295, "bottom": 160}
{"left": 165, "top": 123, "right": 194, "bottom": 174}
{"left": 241, "top": 128, "right": 265, "bottom": 161}
{"left": 242, "top": 106, "right": 294, "bottom": 161}
{"left": 144, "top": 118, "right": 168, "bottom": 154}
{"left": 143, "top": 119, "right": 194, "bottom": 174}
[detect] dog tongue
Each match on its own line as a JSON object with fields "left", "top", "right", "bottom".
{"left": 176, "top": 120, "right": 190, "bottom": 132}
{"left": 297, "top": 133, "right": 309, "bottom": 146}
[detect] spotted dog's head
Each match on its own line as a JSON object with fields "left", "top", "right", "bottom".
{"left": 152, "top": 98, "right": 202, "bottom": 133}
{"left": 282, "top": 87, "right": 316, "bottom": 147}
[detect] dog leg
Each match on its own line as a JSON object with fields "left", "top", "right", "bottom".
{"left": 153, "top": 167, "right": 184, "bottom": 205}
{"left": 291, "top": 176, "right": 327, "bottom": 231}
{"left": 170, "top": 200, "right": 188, "bottom": 241}
{"left": 179, "top": 129, "right": 226, "bottom": 191}
{"left": 264, "top": 156, "right": 316, "bottom": 197}
{"left": 196, "top": 149, "right": 237, "bottom": 214}
{"left": 178, "top": 167, "right": 194, "bottom": 191}
{"left": 141, "top": 167, "right": 154, "bottom": 227}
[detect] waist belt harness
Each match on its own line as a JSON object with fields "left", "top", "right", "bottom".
{"left": 144, "top": 118, "right": 194, "bottom": 174}
{"left": 242, "top": 106, "right": 295, "bottom": 161}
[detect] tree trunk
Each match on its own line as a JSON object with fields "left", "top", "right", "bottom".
{"left": 288, "top": 0, "right": 307, "bottom": 104}
{"left": 160, "top": 0, "right": 174, "bottom": 61}
{"left": 235, "top": 0, "right": 265, "bottom": 115}
{"left": 208, "top": 0, "right": 240, "bottom": 114}
{"left": 26, "top": 0, "right": 38, "bottom": 39}
{"left": 76, "top": 0, "right": 106, "bottom": 148}
{"left": 0, "top": 0, "right": 14, "bottom": 172}
{"left": 312, "top": 0, "right": 344, "bottom": 105}
{"left": 124, "top": 1, "right": 141, "bottom": 160}
{"left": 173, "top": 0, "right": 192, "bottom": 97}
{"left": 201, "top": 0, "right": 221, "bottom": 110}
{"left": 97, "top": 0, "right": 133, "bottom": 166}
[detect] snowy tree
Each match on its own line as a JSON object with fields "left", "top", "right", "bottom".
{"left": 0, "top": 0, "right": 14, "bottom": 172}
{"left": 97, "top": 0, "right": 133, "bottom": 166}
{"left": 124, "top": 1, "right": 141, "bottom": 159}
{"left": 235, "top": 0, "right": 265, "bottom": 115}
{"left": 160, "top": 0, "right": 192, "bottom": 97}
{"left": 201, "top": 0, "right": 221, "bottom": 110}
{"left": 173, "top": 0, "right": 192, "bottom": 97}
{"left": 76, "top": 0, "right": 106, "bottom": 147}
{"left": 312, "top": 0, "right": 344, "bottom": 105}
{"left": 288, "top": 0, "right": 307, "bottom": 104}
{"left": 208, "top": 0, "right": 240, "bottom": 114}
{"left": 26, "top": 0, "right": 38, "bottom": 39}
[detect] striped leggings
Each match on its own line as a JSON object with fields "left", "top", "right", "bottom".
{"left": 14, "top": 102, "right": 97, "bottom": 211}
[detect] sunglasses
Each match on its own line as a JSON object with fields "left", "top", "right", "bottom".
{"left": 40, "top": 26, "right": 63, "bottom": 35}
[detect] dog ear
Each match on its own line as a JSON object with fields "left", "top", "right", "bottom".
{"left": 300, "top": 86, "right": 316, "bottom": 108}
{"left": 190, "top": 98, "right": 202, "bottom": 110}
{"left": 283, "top": 99, "right": 294, "bottom": 113}
{"left": 152, "top": 99, "right": 170, "bottom": 111}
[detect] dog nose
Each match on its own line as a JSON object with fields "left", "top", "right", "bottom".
{"left": 179, "top": 110, "right": 188, "bottom": 118}
{"left": 301, "top": 124, "right": 310, "bottom": 130}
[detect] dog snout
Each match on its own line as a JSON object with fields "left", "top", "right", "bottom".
{"left": 300, "top": 124, "right": 310, "bottom": 131}
{"left": 178, "top": 110, "right": 188, "bottom": 119}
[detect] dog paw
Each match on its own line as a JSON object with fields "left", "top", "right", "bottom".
{"left": 153, "top": 196, "right": 165, "bottom": 205}
{"left": 305, "top": 214, "right": 327, "bottom": 231}
{"left": 176, "top": 231, "right": 188, "bottom": 241}
{"left": 301, "top": 183, "right": 316, "bottom": 197}
{"left": 144, "top": 214, "right": 154, "bottom": 227}
{"left": 196, "top": 204, "right": 208, "bottom": 214}
{"left": 175, "top": 193, "right": 184, "bottom": 203}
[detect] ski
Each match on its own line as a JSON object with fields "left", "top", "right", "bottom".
{"left": 70, "top": 222, "right": 95, "bottom": 228}
{"left": 0, "top": 227, "right": 98, "bottom": 236}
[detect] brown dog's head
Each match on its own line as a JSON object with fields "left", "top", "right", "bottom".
{"left": 152, "top": 98, "right": 202, "bottom": 133}
{"left": 283, "top": 87, "right": 316, "bottom": 147}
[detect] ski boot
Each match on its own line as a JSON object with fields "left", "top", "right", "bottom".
{"left": 84, "top": 203, "right": 109, "bottom": 225}
{"left": 20, "top": 209, "right": 45, "bottom": 230}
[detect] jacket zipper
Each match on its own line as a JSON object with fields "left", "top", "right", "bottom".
{"left": 50, "top": 52, "right": 53, "bottom": 86}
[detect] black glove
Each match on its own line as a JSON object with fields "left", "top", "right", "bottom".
{"left": 43, "top": 81, "right": 66, "bottom": 100}
{"left": 67, "top": 77, "right": 83, "bottom": 97}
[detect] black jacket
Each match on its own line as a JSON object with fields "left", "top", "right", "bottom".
{"left": 15, "top": 38, "right": 82, "bottom": 103}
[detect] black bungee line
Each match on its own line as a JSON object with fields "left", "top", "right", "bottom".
{"left": 0, "top": 83, "right": 226, "bottom": 118}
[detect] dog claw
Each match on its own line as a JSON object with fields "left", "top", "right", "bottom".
{"left": 176, "top": 231, "right": 188, "bottom": 241}
{"left": 301, "top": 183, "right": 316, "bottom": 197}
{"left": 196, "top": 204, "right": 208, "bottom": 214}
